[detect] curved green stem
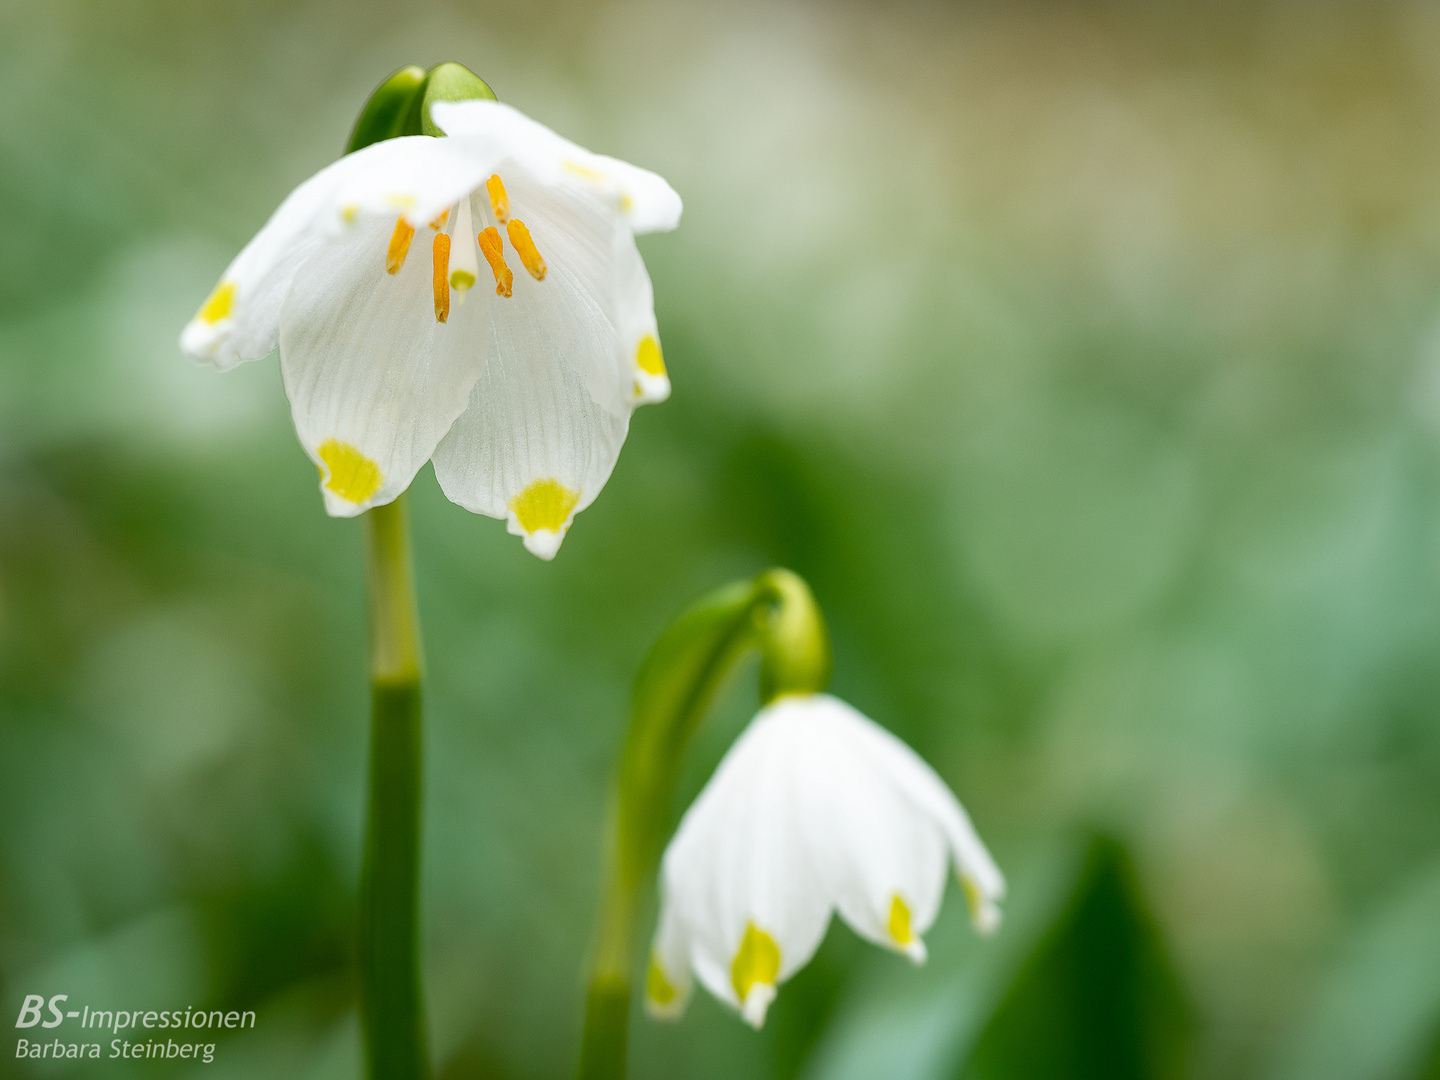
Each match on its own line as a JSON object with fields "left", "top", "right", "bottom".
{"left": 361, "top": 494, "right": 430, "bottom": 1080}
{"left": 575, "top": 570, "right": 829, "bottom": 1080}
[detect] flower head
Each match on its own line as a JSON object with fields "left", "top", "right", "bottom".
{"left": 181, "top": 97, "right": 680, "bottom": 559}
{"left": 646, "top": 693, "right": 1004, "bottom": 1029}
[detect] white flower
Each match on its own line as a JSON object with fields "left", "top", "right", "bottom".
{"left": 180, "top": 100, "right": 680, "bottom": 559}
{"left": 646, "top": 693, "right": 1004, "bottom": 1029}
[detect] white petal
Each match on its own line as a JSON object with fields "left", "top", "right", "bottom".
{"left": 839, "top": 697, "right": 1007, "bottom": 933}
{"left": 616, "top": 237, "right": 671, "bottom": 406}
{"left": 430, "top": 100, "right": 682, "bottom": 234}
{"left": 180, "top": 136, "right": 501, "bottom": 372}
{"left": 279, "top": 214, "right": 484, "bottom": 517}
{"left": 661, "top": 708, "right": 832, "bottom": 1026}
{"left": 324, "top": 134, "right": 501, "bottom": 236}
{"left": 179, "top": 151, "right": 365, "bottom": 370}
{"left": 431, "top": 98, "right": 559, "bottom": 142}
{"left": 587, "top": 152, "right": 683, "bottom": 234}
{"left": 645, "top": 897, "right": 693, "bottom": 1021}
{"left": 785, "top": 696, "right": 951, "bottom": 961}
{"left": 430, "top": 175, "right": 637, "bottom": 558}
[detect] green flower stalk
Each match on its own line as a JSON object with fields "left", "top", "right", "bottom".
{"left": 360, "top": 495, "right": 428, "bottom": 1080}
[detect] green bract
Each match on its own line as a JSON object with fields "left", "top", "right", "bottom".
{"left": 419, "top": 62, "right": 498, "bottom": 137}
{"left": 345, "top": 66, "right": 426, "bottom": 153}
{"left": 755, "top": 568, "right": 831, "bottom": 702}
{"left": 345, "top": 62, "right": 498, "bottom": 153}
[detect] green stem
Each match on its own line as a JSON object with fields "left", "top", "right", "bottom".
{"left": 575, "top": 570, "right": 830, "bottom": 1080}
{"left": 360, "top": 494, "right": 430, "bottom": 1080}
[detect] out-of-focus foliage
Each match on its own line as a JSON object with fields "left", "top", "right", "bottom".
{"left": 804, "top": 836, "right": 1190, "bottom": 1080}
{"left": 1269, "top": 856, "right": 1440, "bottom": 1080}
{"left": 4, "top": 0, "right": 1440, "bottom": 1077}
{"left": 961, "top": 837, "right": 1191, "bottom": 1080}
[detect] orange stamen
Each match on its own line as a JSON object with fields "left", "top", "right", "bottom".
{"left": 485, "top": 174, "right": 510, "bottom": 223}
{"left": 506, "top": 219, "right": 547, "bottom": 281}
{"left": 478, "top": 227, "right": 513, "bottom": 298}
{"left": 432, "top": 233, "right": 451, "bottom": 323}
{"left": 385, "top": 217, "right": 415, "bottom": 274}
{"left": 429, "top": 208, "right": 450, "bottom": 230}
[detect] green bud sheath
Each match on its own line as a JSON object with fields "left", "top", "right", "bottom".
{"left": 419, "top": 62, "right": 498, "bottom": 137}
{"left": 756, "top": 568, "right": 832, "bottom": 702}
{"left": 346, "top": 62, "right": 498, "bottom": 155}
{"left": 577, "top": 569, "right": 834, "bottom": 1080}
{"left": 347, "top": 66, "right": 427, "bottom": 154}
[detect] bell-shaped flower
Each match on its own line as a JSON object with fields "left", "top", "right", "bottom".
{"left": 180, "top": 99, "right": 680, "bottom": 558}
{"left": 646, "top": 693, "right": 1004, "bottom": 1029}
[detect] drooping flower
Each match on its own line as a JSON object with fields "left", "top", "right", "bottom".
{"left": 646, "top": 693, "right": 1004, "bottom": 1029}
{"left": 180, "top": 99, "right": 680, "bottom": 558}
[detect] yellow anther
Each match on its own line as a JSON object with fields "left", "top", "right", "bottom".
{"left": 888, "top": 895, "right": 915, "bottom": 947}
{"left": 485, "top": 174, "right": 510, "bottom": 223}
{"left": 385, "top": 217, "right": 415, "bottom": 274}
{"left": 636, "top": 334, "right": 666, "bottom": 375}
{"left": 478, "top": 227, "right": 513, "bottom": 298}
{"left": 506, "top": 219, "right": 546, "bottom": 281}
{"left": 646, "top": 955, "right": 677, "bottom": 1007}
{"left": 196, "top": 280, "right": 236, "bottom": 325}
{"left": 730, "top": 923, "right": 780, "bottom": 1005}
{"left": 429, "top": 209, "right": 449, "bottom": 230}
{"left": 317, "top": 439, "right": 383, "bottom": 503}
{"left": 432, "top": 233, "right": 451, "bottom": 324}
{"left": 508, "top": 478, "right": 579, "bottom": 534}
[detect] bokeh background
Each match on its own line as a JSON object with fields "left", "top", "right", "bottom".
{"left": 5, "top": 0, "right": 1440, "bottom": 1077}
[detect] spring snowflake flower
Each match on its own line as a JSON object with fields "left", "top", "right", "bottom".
{"left": 645, "top": 693, "right": 1004, "bottom": 1029}
{"left": 181, "top": 100, "right": 680, "bottom": 559}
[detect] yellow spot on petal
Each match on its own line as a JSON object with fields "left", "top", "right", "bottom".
{"left": 646, "top": 955, "right": 677, "bottom": 1007}
{"left": 432, "top": 232, "right": 451, "bottom": 323}
{"left": 385, "top": 193, "right": 417, "bottom": 209}
{"left": 508, "top": 478, "right": 579, "bottom": 534}
{"left": 888, "top": 895, "right": 915, "bottom": 947}
{"left": 386, "top": 217, "right": 415, "bottom": 274}
{"left": 620, "top": 192, "right": 634, "bottom": 213}
{"left": 563, "top": 159, "right": 607, "bottom": 183}
{"left": 478, "top": 226, "right": 513, "bottom": 298}
{"left": 196, "top": 280, "right": 236, "bottom": 324}
{"left": 341, "top": 204, "right": 360, "bottom": 224}
{"left": 960, "top": 875, "right": 1000, "bottom": 933}
{"left": 317, "top": 439, "right": 383, "bottom": 503}
{"left": 636, "top": 334, "right": 666, "bottom": 376}
{"left": 506, "top": 218, "right": 546, "bottom": 281}
{"left": 730, "top": 923, "right": 780, "bottom": 1005}
{"left": 485, "top": 174, "right": 510, "bottom": 223}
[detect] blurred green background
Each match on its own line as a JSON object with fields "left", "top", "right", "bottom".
{"left": 5, "top": 0, "right": 1440, "bottom": 1077}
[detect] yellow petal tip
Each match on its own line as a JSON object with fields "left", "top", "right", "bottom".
{"left": 888, "top": 894, "right": 927, "bottom": 963}
{"left": 196, "top": 280, "right": 236, "bottom": 325}
{"left": 508, "top": 478, "right": 580, "bottom": 558}
{"left": 731, "top": 922, "right": 780, "bottom": 1020}
{"left": 317, "top": 439, "right": 384, "bottom": 504}
{"left": 645, "top": 954, "right": 687, "bottom": 1020}
{"left": 636, "top": 334, "right": 666, "bottom": 376}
